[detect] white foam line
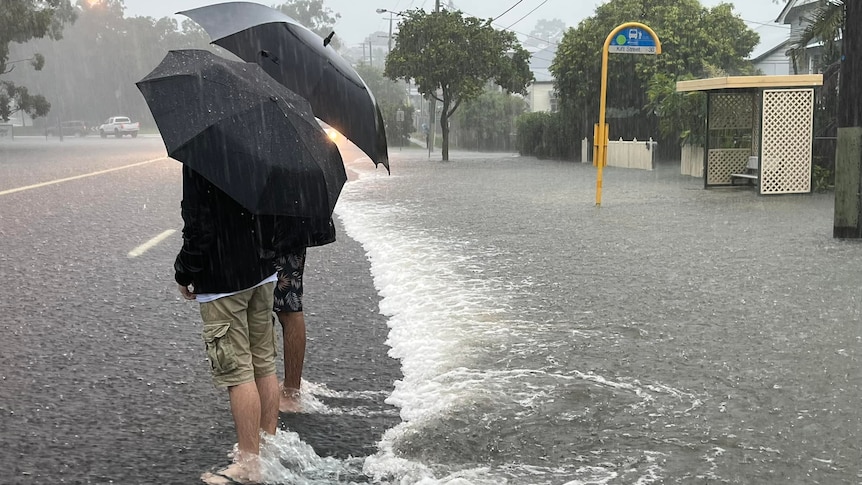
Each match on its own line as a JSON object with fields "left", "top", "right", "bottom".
{"left": 128, "top": 229, "right": 176, "bottom": 258}
{"left": 0, "top": 157, "right": 167, "bottom": 196}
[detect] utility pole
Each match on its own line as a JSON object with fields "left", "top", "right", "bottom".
{"left": 833, "top": 2, "right": 861, "bottom": 237}
{"left": 375, "top": 9, "right": 401, "bottom": 54}
{"left": 387, "top": 14, "right": 393, "bottom": 53}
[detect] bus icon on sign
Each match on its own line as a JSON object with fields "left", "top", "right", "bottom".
{"left": 629, "top": 29, "right": 639, "bottom": 40}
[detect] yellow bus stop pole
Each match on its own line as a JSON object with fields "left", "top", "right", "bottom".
{"left": 595, "top": 22, "right": 661, "bottom": 207}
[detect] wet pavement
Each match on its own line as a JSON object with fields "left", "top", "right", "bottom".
{"left": 2, "top": 138, "right": 861, "bottom": 483}
{"left": 0, "top": 138, "right": 399, "bottom": 484}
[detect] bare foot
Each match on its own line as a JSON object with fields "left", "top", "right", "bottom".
{"left": 201, "top": 454, "right": 260, "bottom": 484}
{"left": 279, "top": 386, "right": 302, "bottom": 413}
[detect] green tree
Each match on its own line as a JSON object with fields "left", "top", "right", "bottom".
{"left": 353, "top": 62, "right": 414, "bottom": 145}
{"left": 384, "top": 8, "right": 532, "bottom": 160}
{"left": 0, "top": 0, "right": 76, "bottom": 121}
{"left": 551, "top": 0, "right": 758, "bottom": 146}
{"left": 275, "top": 0, "right": 341, "bottom": 49}
{"left": 6, "top": 0, "right": 213, "bottom": 128}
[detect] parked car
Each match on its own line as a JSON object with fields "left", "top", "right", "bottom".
{"left": 98, "top": 116, "right": 139, "bottom": 138}
{"left": 46, "top": 120, "right": 90, "bottom": 137}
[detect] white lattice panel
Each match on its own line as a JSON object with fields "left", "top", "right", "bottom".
{"left": 761, "top": 89, "right": 814, "bottom": 194}
{"left": 752, "top": 93, "right": 762, "bottom": 155}
{"left": 710, "top": 93, "right": 756, "bottom": 129}
{"left": 707, "top": 149, "right": 750, "bottom": 185}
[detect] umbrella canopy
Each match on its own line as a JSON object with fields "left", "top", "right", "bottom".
{"left": 178, "top": 1, "right": 390, "bottom": 172}
{"left": 136, "top": 49, "right": 347, "bottom": 218}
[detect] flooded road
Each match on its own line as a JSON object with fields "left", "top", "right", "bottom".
{"left": 0, "top": 137, "right": 398, "bottom": 484}
{"left": 2, "top": 138, "right": 861, "bottom": 483}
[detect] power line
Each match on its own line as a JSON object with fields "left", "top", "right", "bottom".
{"left": 742, "top": 18, "right": 790, "bottom": 29}
{"left": 492, "top": 0, "right": 526, "bottom": 21}
{"left": 457, "top": 7, "right": 562, "bottom": 47}
{"left": 505, "top": 0, "right": 548, "bottom": 30}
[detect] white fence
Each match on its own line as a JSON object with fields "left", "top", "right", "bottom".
{"left": 581, "top": 137, "right": 656, "bottom": 171}
{"left": 680, "top": 144, "right": 704, "bottom": 177}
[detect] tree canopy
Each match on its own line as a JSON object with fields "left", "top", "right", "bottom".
{"left": 384, "top": 8, "right": 532, "bottom": 160}
{"left": 354, "top": 62, "right": 414, "bottom": 146}
{"left": 550, "top": 0, "right": 759, "bottom": 144}
{"left": 3, "top": 0, "right": 344, "bottom": 127}
{"left": 0, "top": 0, "right": 77, "bottom": 121}
{"left": 275, "top": 0, "right": 342, "bottom": 49}
{"left": 526, "top": 18, "right": 566, "bottom": 47}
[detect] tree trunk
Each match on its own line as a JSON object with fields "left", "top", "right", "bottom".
{"left": 833, "top": 2, "right": 862, "bottom": 237}
{"left": 441, "top": 95, "right": 451, "bottom": 161}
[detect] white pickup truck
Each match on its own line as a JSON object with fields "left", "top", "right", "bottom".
{"left": 98, "top": 116, "right": 139, "bottom": 138}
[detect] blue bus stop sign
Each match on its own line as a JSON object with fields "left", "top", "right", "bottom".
{"left": 608, "top": 27, "right": 658, "bottom": 54}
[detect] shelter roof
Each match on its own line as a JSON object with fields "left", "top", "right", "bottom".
{"left": 676, "top": 74, "right": 822, "bottom": 92}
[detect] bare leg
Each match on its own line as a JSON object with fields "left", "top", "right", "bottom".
{"left": 228, "top": 381, "right": 262, "bottom": 456}
{"left": 207, "top": 376, "right": 277, "bottom": 484}
{"left": 256, "top": 373, "right": 279, "bottom": 434}
{"left": 202, "top": 381, "right": 263, "bottom": 484}
{"left": 277, "top": 310, "right": 306, "bottom": 413}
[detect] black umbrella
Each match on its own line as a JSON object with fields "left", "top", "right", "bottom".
{"left": 178, "top": 1, "right": 390, "bottom": 172}
{"left": 136, "top": 49, "right": 346, "bottom": 218}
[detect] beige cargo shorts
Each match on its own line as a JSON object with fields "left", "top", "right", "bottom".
{"left": 198, "top": 282, "right": 277, "bottom": 388}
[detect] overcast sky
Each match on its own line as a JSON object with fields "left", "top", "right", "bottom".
{"left": 122, "top": 0, "right": 791, "bottom": 55}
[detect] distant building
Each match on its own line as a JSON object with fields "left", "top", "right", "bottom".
{"left": 525, "top": 44, "right": 558, "bottom": 113}
{"left": 776, "top": 0, "right": 829, "bottom": 74}
{"left": 751, "top": 40, "right": 793, "bottom": 75}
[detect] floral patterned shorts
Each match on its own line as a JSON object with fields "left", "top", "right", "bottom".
{"left": 273, "top": 248, "right": 305, "bottom": 313}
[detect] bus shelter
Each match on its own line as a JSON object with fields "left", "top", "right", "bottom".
{"left": 676, "top": 75, "right": 822, "bottom": 195}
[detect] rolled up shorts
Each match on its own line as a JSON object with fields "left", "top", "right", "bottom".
{"left": 199, "top": 282, "right": 277, "bottom": 388}
{"left": 273, "top": 249, "right": 306, "bottom": 313}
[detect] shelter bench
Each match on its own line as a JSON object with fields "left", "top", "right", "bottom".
{"left": 730, "top": 156, "right": 759, "bottom": 186}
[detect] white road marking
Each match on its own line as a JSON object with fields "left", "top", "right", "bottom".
{"left": 0, "top": 157, "right": 168, "bottom": 196}
{"left": 128, "top": 229, "right": 176, "bottom": 258}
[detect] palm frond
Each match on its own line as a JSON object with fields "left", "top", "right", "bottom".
{"left": 788, "top": 0, "right": 845, "bottom": 72}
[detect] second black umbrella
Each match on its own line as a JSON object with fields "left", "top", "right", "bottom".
{"left": 179, "top": 1, "right": 390, "bottom": 171}
{"left": 136, "top": 49, "right": 347, "bottom": 218}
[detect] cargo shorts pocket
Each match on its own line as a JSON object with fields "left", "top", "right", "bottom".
{"left": 202, "top": 320, "right": 238, "bottom": 375}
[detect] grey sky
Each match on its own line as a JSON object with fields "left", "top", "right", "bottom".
{"left": 122, "top": 0, "right": 791, "bottom": 55}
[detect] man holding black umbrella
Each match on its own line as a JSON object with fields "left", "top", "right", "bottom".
{"left": 175, "top": 166, "right": 280, "bottom": 484}
{"left": 138, "top": 49, "right": 348, "bottom": 483}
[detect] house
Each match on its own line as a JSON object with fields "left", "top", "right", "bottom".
{"left": 776, "top": 0, "right": 829, "bottom": 74}
{"left": 751, "top": 39, "right": 792, "bottom": 75}
{"left": 525, "top": 44, "right": 557, "bottom": 112}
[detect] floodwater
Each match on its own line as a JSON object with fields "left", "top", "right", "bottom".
{"left": 1, "top": 140, "right": 860, "bottom": 484}
{"left": 337, "top": 150, "right": 862, "bottom": 484}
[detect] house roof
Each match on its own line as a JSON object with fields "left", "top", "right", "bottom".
{"left": 528, "top": 44, "right": 557, "bottom": 83}
{"left": 776, "top": 0, "right": 819, "bottom": 23}
{"left": 676, "top": 74, "right": 822, "bottom": 92}
{"left": 751, "top": 40, "right": 791, "bottom": 63}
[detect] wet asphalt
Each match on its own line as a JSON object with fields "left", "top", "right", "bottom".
{"left": 0, "top": 137, "right": 400, "bottom": 484}
{"left": 3, "top": 137, "right": 862, "bottom": 484}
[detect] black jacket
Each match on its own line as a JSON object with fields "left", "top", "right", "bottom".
{"left": 174, "top": 167, "right": 337, "bottom": 293}
{"left": 174, "top": 166, "right": 275, "bottom": 294}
